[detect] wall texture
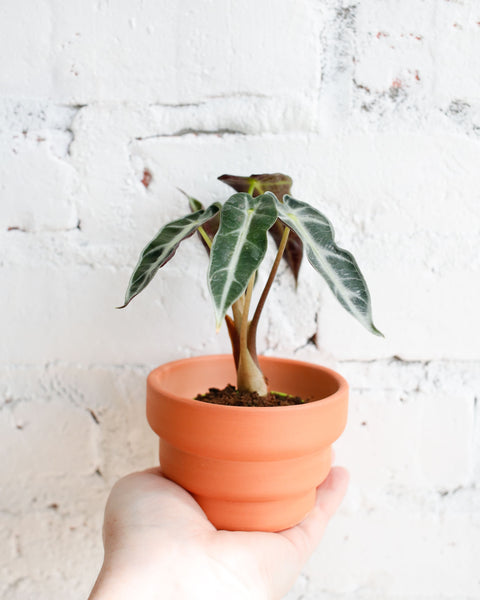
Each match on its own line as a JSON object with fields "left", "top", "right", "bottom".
{"left": 1, "top": 1, "right": 479, "bottom": 598}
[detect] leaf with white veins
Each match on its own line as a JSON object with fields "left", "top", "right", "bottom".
{"left": 178, "top": 188, "right": 220, "bottom": 253}
{"left": 275, "top": 195, "right": 383, "bottom": 336}
{"left": 119, "top": 203, "right": 221, "bottom": 308}
{"left": 208, "top": 192, "right": 278, "bottom": 328}
{"left": 218, "top": 173, "right": 303, "bottom": 282}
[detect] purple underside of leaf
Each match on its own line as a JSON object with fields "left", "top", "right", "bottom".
{"left": 268, "top": 221, "right": 303, "bottom": 283}
{"left": 182, "top": 189, "right": 221, "bottom": 254}
{"left": 218, "top": 173, "right": 293, "bottom": 198}
{"left": 199, "top": 213, "right": 220, "bottom": 245}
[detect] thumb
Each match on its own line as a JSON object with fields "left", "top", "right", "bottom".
{"left": 279, "top": 466, "right": 350, "bottom": 562}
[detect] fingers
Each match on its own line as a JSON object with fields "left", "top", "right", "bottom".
{"left": 313, "top": 465, "right": 349, "bottom": 519}
{"left": 279, "top": 466, "right": 349, "bottom": 562}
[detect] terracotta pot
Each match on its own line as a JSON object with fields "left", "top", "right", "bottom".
{"left": 147, "top": 354, "right": 348, "bottom": 532}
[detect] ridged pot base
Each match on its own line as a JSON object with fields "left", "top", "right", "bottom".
{"left": 159, "top": 439, "right": 332, "bottom": 531}
{"left": 194, "top": 489, "right": 317, "bottom": 532}
{"left": 147, "top": 355, "right": 348, "bottom": 532}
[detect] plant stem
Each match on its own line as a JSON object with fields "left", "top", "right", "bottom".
{"left": 232, "top": 297, "right": 244, "bottom": 330}
{"left": 197, "top": 225, "right": 212, "bottom": 248}
{"left": 240, "top": 274, "right": 255, "bottom": 349}
{"left": 225, "top": 315, "right": 240, "bottom": 368}
{"left": 236, "top": 273, "right": 268, "bottom": 395}
{"left": 247, "top": 226, "right": 290, "bottom": 360}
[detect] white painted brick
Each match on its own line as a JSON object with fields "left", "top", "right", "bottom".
{"left": 0, "top": 131, "right": 78, "bottom": 232}
{"left": 0, "top": 364, "right": 155, "bottom": 598}
{"left": 130, "top": 96, "right": 322, "bottom": 140}
{"left": 0, "top": 508, "right": 103, "bottom": 600}
{"left": 12, "top": 400, "right": 93, "bottom": 477}
{"left": 0, "top": 2, "right": 53, "bottom": 99}
{"left": 67, "top": 105, "right": 480, "bottom": 242}
{"left": 0, "top": 398, "right": 100, "bottom": 511}
{"left": 0, "top": 258, "right": 230, "bottom": 364}
{"left": 418, "top": 395, "right": 475, "bottom": 492}
{"left": 303, "top": 506, "right": 480, "bottom": 599}
{"left": 128, "top": 132, "right": 480, "bottom": 238}
{"left": 0, "top": 99, "right": 77, "bottom": 133}
{"left": 317, "top": 255, "right": 480, "bottom": 361}
{"left": 355, "top": 2, "right": 433, "bottom": 95}
{"left": 337, "top": 387, "right": 475, "bottom": 498}
{"left": 0, "top": 364, "right": 154, "bottom": 482}
{"left": 0, "top": 1, "right": 320, "bottom": 104}
{"left": 429, "top": 3, "right": 480, "bottom": 106}
{"left": 336, "top": 361, "right": 480, "bottom": 495}
{"left": 335, "top": 387, "right": 425, "bottom": 499}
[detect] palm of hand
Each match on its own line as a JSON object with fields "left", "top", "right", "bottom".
{"left": 90, "top": 467, "right": 348, "bottom": 600}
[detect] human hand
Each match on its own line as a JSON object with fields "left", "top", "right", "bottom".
{"left": 88, "top": 466, "right": 349, "bottom": 600}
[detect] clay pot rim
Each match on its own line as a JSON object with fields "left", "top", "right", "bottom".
{"left": 147, "top": 354, "right": 348, "bottom": 413}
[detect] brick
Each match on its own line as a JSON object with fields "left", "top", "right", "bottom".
{"left": 0, "top": 260, "right": 230, "bottom": 364}
{"left": 0, "top": 131, "right": 78, "bottom": 232}
{"left": 0, "top": 398, "right": 100, "bottom": 512}
{"left": 0, "top": 1, "right": 320, "bottom": 104}
{"left": 304, "top": 506, "right": 480, "bottom": 598}
{"left": 0, "top": 364, "right": 156, "bottom": 597}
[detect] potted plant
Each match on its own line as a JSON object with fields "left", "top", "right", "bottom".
{"left": 119, "top": 173, "right": 382, "bottom": 532}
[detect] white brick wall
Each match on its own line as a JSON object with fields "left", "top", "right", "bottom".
{"left": 1, "top": 1, "right": 479, "bottom": 598}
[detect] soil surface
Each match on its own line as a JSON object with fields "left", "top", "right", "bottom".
{"left": 195, "top": 384, "right": 309, "bottom": 407}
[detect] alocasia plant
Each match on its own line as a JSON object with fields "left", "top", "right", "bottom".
{"left": 120, "top": 173, "right": 382, "bottom": 396}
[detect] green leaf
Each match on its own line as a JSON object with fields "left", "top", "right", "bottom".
{"left": 275, "top": 195, "right": 383, "bottom": 336}
{"left": 183, "top": 191, "right": 203, "bottom": 213}
{"left": 178, "top": 188, "right": 220, "bottom": 252}
{"left": 119, "top": 202, "right": 221, "bottom": 308}
{"left": 218, "top": 173, "right": 303, "bottom": 282}
{"left": 208, "top": 192, "right": 278, "bottom": 328}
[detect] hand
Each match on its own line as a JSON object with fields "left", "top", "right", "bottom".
{"left": 89, "top": 466, "right": 349, "bottom": 600}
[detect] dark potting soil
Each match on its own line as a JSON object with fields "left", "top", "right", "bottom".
{"left": 195, "top": 384, "right": 309, "bottom": 407}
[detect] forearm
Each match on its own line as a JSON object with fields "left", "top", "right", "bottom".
{"left": 88, "top": 558, "right": 265, "bottom": 600}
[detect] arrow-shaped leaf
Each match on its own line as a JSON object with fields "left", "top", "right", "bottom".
{"left": 275, "top": 195, "right": 383, "bottom": 336}
{"left": 119, "top": 202, "right": 221, "bottom": 308}
{"left": 218, "top": 173, "right": 303, "bottom": 282}
{"left": 208, "top": 192, "right": 278, "bottom": 327}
